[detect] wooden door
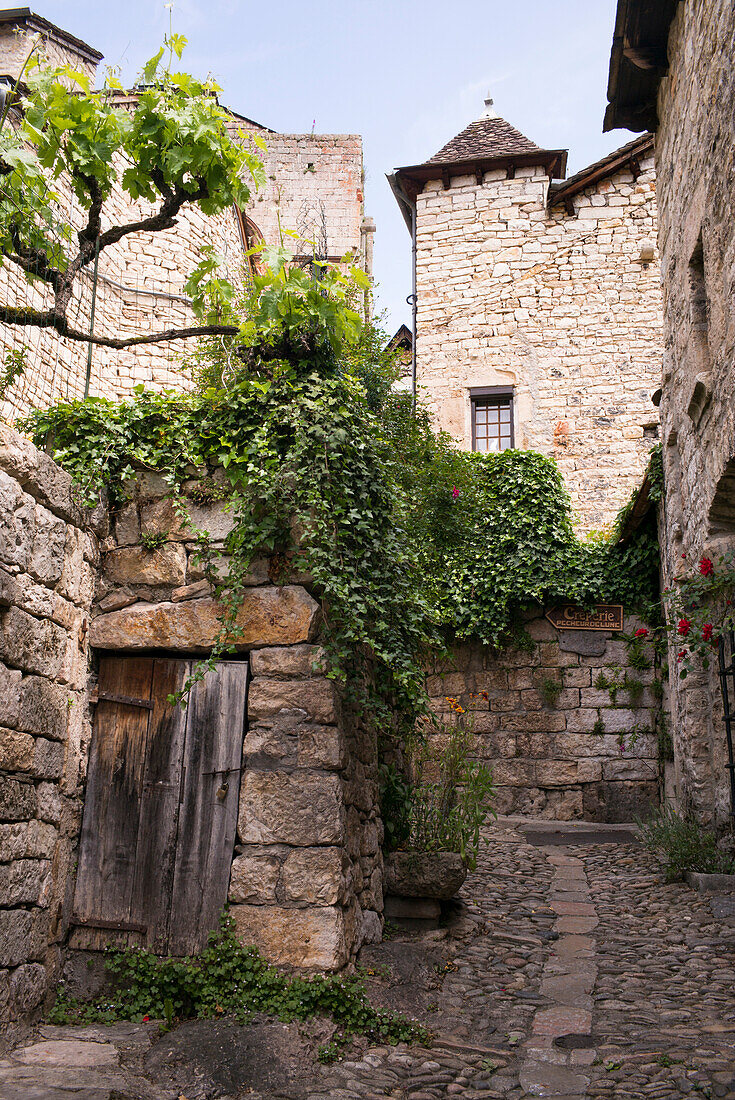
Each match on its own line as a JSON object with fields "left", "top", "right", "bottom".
{"left": 72, "top": 657, "right": 248, "bottom": 955}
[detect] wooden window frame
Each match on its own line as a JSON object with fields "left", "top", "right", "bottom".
{"left": 470, "top": 386, "right": 515, "bottom": 452}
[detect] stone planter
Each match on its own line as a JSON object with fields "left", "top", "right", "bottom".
{"left": 685, "top": 871, "right": 735, "bottom": 893}
{"left": 383, "top": 851, "right": 467, "bottom": 925}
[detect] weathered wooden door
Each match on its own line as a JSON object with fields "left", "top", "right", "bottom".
{"left": 72, "top": 657, "right": 248, "bottom": 955}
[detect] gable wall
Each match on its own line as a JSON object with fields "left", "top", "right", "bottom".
{"left": 414, "top": 156, "right": 662, "bottom": 532}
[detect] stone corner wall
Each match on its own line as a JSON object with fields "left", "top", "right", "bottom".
{"left": 654, "top": 0, "right": 735, "bottom": 825}
{"left": 87, "top": 468, "right": 382, "bottom": 971}
{"left": 426, "top": 608, "right": 665, "bottom": 823}
{"left": 0, "top": 424, "right": 103, "bottom": 1044}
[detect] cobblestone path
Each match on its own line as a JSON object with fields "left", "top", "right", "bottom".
{"left": 2, "top": 817, "right": 735, "bottom": 1099}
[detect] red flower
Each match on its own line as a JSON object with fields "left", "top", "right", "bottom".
{"left": 702, "top": 624, "right": 714, "bottom": 641}
{"left": 677, "top": 619, "right": 691, "bottom": 637}
{"left": 677, "top": 650, "right": 687, "bottom": 662}
{"left": 142, "top": 1015, "right": 150, "bottom": 1022}
{"left": 634, "top": 628, "right": 648, "bottom": 638}
{"left": 452, "top": 486, "right": 460, "bottom": 500}
{"left": 682, "top": 553, "right": 687, "bottom": 559}
{"left": 699, "top": 557, "right": 714, "bottom": 576}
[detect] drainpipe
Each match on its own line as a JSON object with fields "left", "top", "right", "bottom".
{"left": 409, "top": 202, "right": 417, "bottom": 413}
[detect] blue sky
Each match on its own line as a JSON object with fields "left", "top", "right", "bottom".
{"left": 41, "top": 0, "right": 628, "bottom": 335}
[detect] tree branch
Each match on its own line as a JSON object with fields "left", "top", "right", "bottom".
{"left": 0, "top": 304, "right": 238, "bottom": 347}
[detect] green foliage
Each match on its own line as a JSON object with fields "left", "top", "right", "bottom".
{"left": 1, "top": 39, "right": 260, "bottom": 273}
{"left": 381, "top": 722, "right": 496, "bottom": 870}
{"left": 140, "top": 531, "right": 168, "bottom": 551}
{"left": 638, "top": 806, "right": 735, "bottom": 882}
{"left": 539, "top": 676, "right": 562, "bottom": 707}
{"left": 663, "top": 550, "right": 735, "bottom": 678}
{"left": 0, "top": 347, "right": 28, "bottom": 400}
{"left": 594, "top": 671, "right": 610, "bottom": 692}
{"left": 48, "top": 914, "right": 428, "bottom": 1044}
{"left": 592, "top": 717, "right": 605, "bottom": 736}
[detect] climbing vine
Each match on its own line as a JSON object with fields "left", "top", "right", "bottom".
{"left": 21, "top": 258, "right": 661, "bottom": 742}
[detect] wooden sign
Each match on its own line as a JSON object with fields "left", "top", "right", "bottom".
{"left": 545, "top": 604, "right": 624, "bottom": 632}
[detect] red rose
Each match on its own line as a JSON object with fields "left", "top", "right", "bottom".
{"left": 634, "top": 628, "right": 648, "bottom": 638}
{"left": 677, "top": 619, "right": 691, "bottom": 636}
{"left": 142, "top": 1015, "right": 150, "bottom": 1022}
{"left": 699, "top": 558, "right": 714, "bottom": 576}
{"left": 677, "top": 650, "right": 687, "bottom": 662}
{"left": 702, "top": 624, "right": 714, "bottom": 641}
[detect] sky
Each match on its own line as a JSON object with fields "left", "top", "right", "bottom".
{"left": 40, "top": 0, "right": 629, "bottom": 336}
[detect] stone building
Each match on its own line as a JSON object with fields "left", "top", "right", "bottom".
{"left": 389, "top": 100, "right": 663, "bottom": 532}
{"left": 605, "top": 0, "right": 735, "bottom": 825}
{"left": 0, "top": 8, "right": 370, "bottom": 419}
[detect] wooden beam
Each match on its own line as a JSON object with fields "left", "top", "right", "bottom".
{"left": 475, "top": 166, "right": 484, "bottom": 186}
{"left": 629, "top": 154, "right": 641, "bottom": 179}
{"left": 506, "top": 163, "right": 516, "bottom": 180}
{"left": 441, "top": 167, "right": 451, "bottom": 191}
{"left": 564, "top": 196, "right": 575, "bottom": 217}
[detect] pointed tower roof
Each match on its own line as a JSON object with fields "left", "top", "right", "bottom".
{"left": 389, "top": 96, "right": 567, "bottom": 218}
{"left": 429, "top": 97, "right": 542, "bottom": 163}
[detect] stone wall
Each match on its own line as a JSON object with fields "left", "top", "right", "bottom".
{"left": 652, "top": 0, "right": 735, "bottom": 825}
{"left": 0, "top": 424, "right": 101, "bottom": 1043}
{"left": 414, "top": 152, "right": 662, "bottom": 532}
{"left": 0, "top": 20, "right": 367, "bottom": 423}
{"left": 427, "top": 610, "right": 664, "bottom": 822}
{"left": 88, "top": 470, "right": 382, "bottom": 970}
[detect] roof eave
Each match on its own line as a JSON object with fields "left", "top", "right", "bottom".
{"left": 0, "top": 7, "right": 103, "bottom": 63}
{"left": 393, "top": 148, "right": 568, "bottom": 204}
{"left": 604, "top": 0, "right": 679, "bottom": 134}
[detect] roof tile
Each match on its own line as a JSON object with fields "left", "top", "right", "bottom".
{"left": 429, "top": 115, "right": 541, "bottom": 163}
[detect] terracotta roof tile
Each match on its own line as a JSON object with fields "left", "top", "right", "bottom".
{"left": 429, "top": 115, "right": 541, "bottom": 164}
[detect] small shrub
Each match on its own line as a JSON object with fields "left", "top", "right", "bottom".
{"left": 638, "top": 806, "right": 735, "bottom": 882}
{"left": 539, "top": 676, "right": 562, "bottom": 707}
{"left": 140, "top": 531, "right": 168, "bottom": 551}
{"left": 592, "top": 717, "right": 605, "bottom": 736}
{"left": 594, "top": 671, "right": 610, "bottom": 691}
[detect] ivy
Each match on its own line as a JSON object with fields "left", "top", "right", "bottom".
{"left": 21, "top": 268, "right": 661, "bottom": 742}
{"left": 48, "top": 914, "right": 428, "bottom": 1045}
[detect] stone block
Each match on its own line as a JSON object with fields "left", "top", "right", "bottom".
{"left": 0, "top": 820, "right": 57, "bottom": 861}
{"left": 0, "top": 564, "right": 17, "bottom": 607}
{"left": 298, "top": 724, "right": 346, "bottom": 770}
{"left": 141, "top": 496, "right": 235, "bottom": 543}
{"left": 91, "top": 587, "right": 319, "bottom": 651}
{"left": 104, "top": 544, "right": 187, "bottom": 586}
{"left": 0, "top": 495, "right": 35, "bottom": 572}
{"left": 559, "top": 631, "right": 609, "bottom": 657}
{"left": 502, "top": 712, "right": 567, "bottom": 733}
{"left": 250, "top": 644, "right": 326, "bottom": 679}
{"left": 563, "top": 667, "right": 592, "bottom": 688}
{"left": 238, "top": 772, "right": 344, "bottom": 846}
{"left": 526, "top": 617, "right": 558, "bottom": 641}
{"left": 0, "top": 909, "right": 33, "bottom": 967}
{"left": 582, "top": 780, "right": 659, "bottom": 823}
{"left": 35, "top": 782, "right": 62, "bottom": 825}
{"left": 34, "top": 738, "right": 65, "bottom": 779}
{"left": 228, "top": 852, "right": 280, "bottom": 904}
{"left": 231, "top": 903, "right": 347, "bottom": 969}
{"left": 564, "top": 709, "right": 602, "bottom": 735}
{"left": 29, "top": 507, "right": 66, "bottom": 585}
{"left": 0, "top": 727, "right": 34, "bottom": 772}
{"left": 1, "top": 608, "right": 67, "bottom": 679}
{"left": 17, "top": 677, "right": 70, "bottom": 742}
{"left": 247, "top": 678, "right": 337, "bottom": 724}
{"left": 597, "top": 708, "right": 638, "bottom": 733}
{"left": 97, "top": 590, "right": 137, "bottom": 613}
{"left": 113, "top": 502, "right": 140, "bottom": 547}
{"left": 602, "top": 758, "right": 659, "bottom": 782}
{"left": 0, "top": 424, "right": 84, "bottom": 527}
{"left": 384, "top": 851, "right": 466, "bottom": 899}
{"left": 384, "top": 896, "right": 441, "bottom": 920}
{"left": 9, "top": 962, "right": 46, "bottom": 1017}
{"left": 281, "top": 847, "right": 345, "bottom": 906}
{"left": 0, "top": 859, "right": 52, "bottom": 905}
{"left": 492, "top": 759, "right": 536, "bottom": 785}
{"left": 0, "top": 661, "right": 22, "bottom": 728}
{"left": 171, "top": 580, "right": 211, "bottom": 602}
{"left": 0, "top": 777, "right": 35, "bottom": 821}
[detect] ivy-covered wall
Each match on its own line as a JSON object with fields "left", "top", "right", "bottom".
{"left": 427, "top": 610, "right": 667, "bottom": 822}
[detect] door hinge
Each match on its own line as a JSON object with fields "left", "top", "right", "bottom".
{"left": 95, "top": 691, "right": 154, "bottom": 710}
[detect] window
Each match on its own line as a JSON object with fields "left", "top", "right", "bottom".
{"left": 470, "top": 387, "right": 514, "bottom": 452}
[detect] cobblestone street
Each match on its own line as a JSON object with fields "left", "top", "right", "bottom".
{"left": 3, "top": 817, "right": 735, "bottom": 1100}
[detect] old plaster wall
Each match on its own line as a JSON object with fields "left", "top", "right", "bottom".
{"left": 0, "top": 424, "right": 101, "bottom": 1043}
{"left": 415, "top": 155, "right": 662, "bottom": 531}
{"left": 427, "top": 611, "right": 664, "bottom": 822}
{"left": 654, "top": 0, "right": 735, "bottom": 824}
{"left": 88, "top": 470, "right": 382, "bottom": 970}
